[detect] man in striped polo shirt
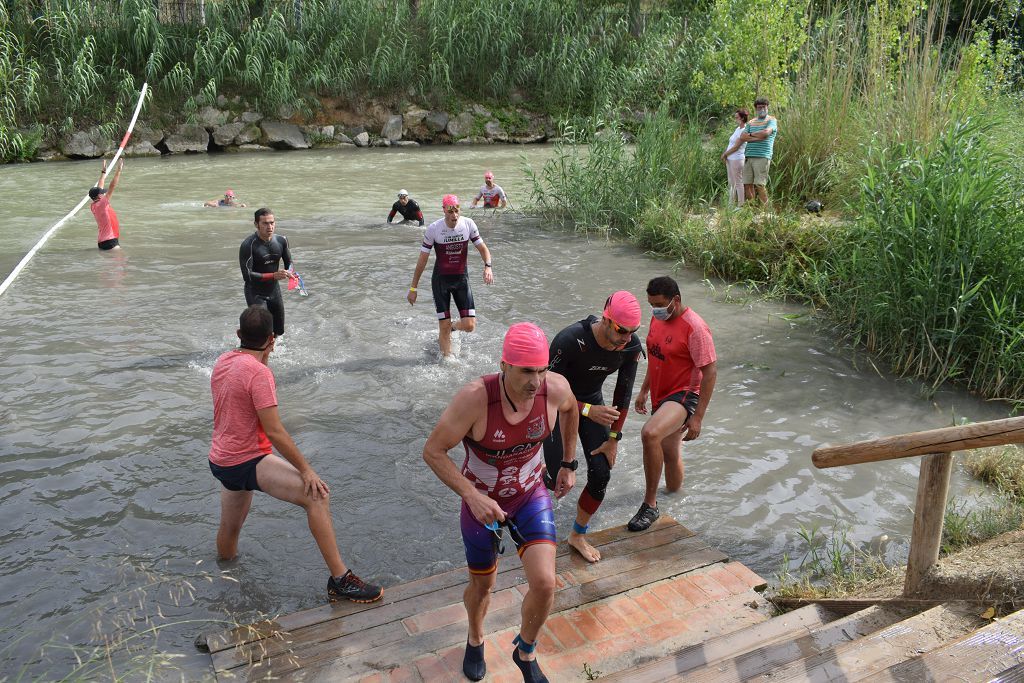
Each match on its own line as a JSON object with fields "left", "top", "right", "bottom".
{"left": 740, "top": 96, "right": 779, "bottom": 206}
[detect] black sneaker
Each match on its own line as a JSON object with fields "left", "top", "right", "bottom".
{"left": 627, "top": 502, "right": 659, "bottom": 532}
{"left": 327, "top": 570, "right": 383, "bottom": 603}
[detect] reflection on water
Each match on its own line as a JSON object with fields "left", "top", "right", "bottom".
{"left": 0, "top": 147, "right": 1010, "bottom": 677}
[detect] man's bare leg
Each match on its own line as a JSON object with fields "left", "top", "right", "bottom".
{"left": 662, "top": 429, "right": 685, "bottom": 493}
{"left": 255, "top": 454, "right": 348, "bottom": 577}
{"left": 454, "top": 316, "right": 476, "bottom": 333}
{"left": 516, "top": 543, "right": 557, "bottom": 661}
{"left": 640, "top": 402, "right": 688, "bottom": 507}
{"left": 438, "top": 319, "right": 453, "bottom": 357}
{"left": 217, "top": 489, "right": 254, "bottom": 560}
{"left": 464, "top": 570, "right": 496, "bottom": 646}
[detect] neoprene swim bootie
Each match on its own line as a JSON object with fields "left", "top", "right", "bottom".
{"left": 512, "top": 634, "right": 548, "bottom": 683}
{"left": 463, "top": 641, "right": 485, "bottom": 681}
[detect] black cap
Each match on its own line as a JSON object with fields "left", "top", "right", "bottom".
{"left": 88, "top": 186, "right": 107, "bottom": 200}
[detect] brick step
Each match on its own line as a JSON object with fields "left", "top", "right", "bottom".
{"left": 859, "top": 607, "right": 1024, "bottom": 683}
{"left": 738, "top": 601, "right": 986, "bottom": 682}
{"left": 601, "top": 600, "right": 919, "bottom": 682}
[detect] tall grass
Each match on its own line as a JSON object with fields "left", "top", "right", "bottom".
{"left": 0, "top": 0, "right": 703, "bottom": 161}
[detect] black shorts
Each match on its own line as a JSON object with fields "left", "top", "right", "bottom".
{"left": 98, "top": 238, "right": 120, "bottom": 250}
{"left": 431, "top": 273, "right": 475, "bottom": 320}
{"left": 245, "top": 285, "right": 285, "bottom": 336}
{"left": 654, "top": 390, "right": 699, "bottom": 416}
{"left": 209, "top": 455, "right": 266, "bottom": 491}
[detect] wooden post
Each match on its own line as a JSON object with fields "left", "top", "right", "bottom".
{"left": 903, "top": 452, "right": 953, "bottom": 596}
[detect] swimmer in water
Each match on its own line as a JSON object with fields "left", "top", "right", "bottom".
{"left": 205, "top": 189, "right": 246, "bottom": 208}
{"left": 387, "top": 190, "right": 424, "bottom": 226}
{"left": 407, "top": 194, "right": 494, "bottom": 357}
{"left": 90, "top": 158, "right": 123, "bottom": 250}
{"left": 239, "top": 208, "right": 294, "bottom": 337}
{"left": 471, "top": 171, "right": 507, "bottom": 209}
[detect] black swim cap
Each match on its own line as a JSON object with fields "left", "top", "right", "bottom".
{"left": 88, "top": 187, "right": 107, "bottom": 200}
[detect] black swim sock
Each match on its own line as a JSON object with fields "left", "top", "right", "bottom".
{"left": 512, "top": 647, "right": 549, "bottom": 683}
{"left": 463, "top": 641, "right": 485, "bottom": 681}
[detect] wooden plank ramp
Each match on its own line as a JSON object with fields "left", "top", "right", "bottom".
{"left": 204, "top": 516, "right": 771, "bottom": 682}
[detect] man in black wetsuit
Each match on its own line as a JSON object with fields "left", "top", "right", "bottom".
{"left": 239, "top": 208, "right": 293, "bottom": 337}
{"left": 543, "top": 291, "right": 644, "bottom": 562}
{"left": 387, "top": 190, "right": 424, "bottom": 226}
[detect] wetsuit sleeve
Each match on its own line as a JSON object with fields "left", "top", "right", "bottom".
{"left": 547, "top": 327, "right": 585, "bottom": 410}
{"left": 416, "top": 210, "right": 424, "bottom": 224}
{"left": 279, "top": 236, "right": 292, "bottom": 271}
{"left": 387, "top": 208, "right": 397, "bottom": 222}
{"left": 610, "top": 337, "right": 643, "bottom": 432}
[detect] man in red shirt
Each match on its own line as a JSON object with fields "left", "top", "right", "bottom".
{"left": 89, "top": 159, "right": 123, "bottom": 250}
{"left": 629, "top": 276, "right": 717, "bottom": 531}
{"left": 209, "top": 305, "right": 383, "bottom": 603}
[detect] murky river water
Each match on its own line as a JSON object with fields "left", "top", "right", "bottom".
{"left": 0, "top": 146, "right": 1011, "bottom": 677}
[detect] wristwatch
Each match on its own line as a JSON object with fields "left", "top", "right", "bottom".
{"left": 559, "top": 460, "right": 579, "bottom": 471}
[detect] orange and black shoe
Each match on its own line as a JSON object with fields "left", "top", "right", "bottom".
{"left": 327, "top": 570, "right": 383, "bottom": 603}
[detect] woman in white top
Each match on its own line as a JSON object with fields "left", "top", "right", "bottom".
{"left": 720, "top": 108, "right": 749, "bottom": 207}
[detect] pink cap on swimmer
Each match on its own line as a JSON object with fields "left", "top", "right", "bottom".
{"left": 502, "top": 323, "right": 549, "bottom": 368}
{"left": 484, "top": 171, "right": 494, "bottom": 180}
{"left": 225, "top": 189, "right": 235, "bottom": 197}
{"left": 442, "top": 194, "right": 459, "bottom": 208}
{"left": 603, "top": 290, "right": 641, "bottom": 328}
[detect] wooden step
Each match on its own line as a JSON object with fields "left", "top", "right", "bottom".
{"left": 859, "top": 607, "right": 1024, "bottom": 682}
{"left": 605, "top": 602, "right": 919, "bottom": 683}
{"left": 597, "top": 603, "right": 837, "bottom": 682}
{"left": 739, "top": 601, "right": 986, "bottom": 682}
{"left": 991, "top": 661, "right": 1024, "bottom": 682}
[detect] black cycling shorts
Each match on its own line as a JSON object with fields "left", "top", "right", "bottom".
{"left": 209, "top": 455, "right": 266, "bottom": 491}
{"left": 431, "top": 273, "right": 475, "bottom": 320}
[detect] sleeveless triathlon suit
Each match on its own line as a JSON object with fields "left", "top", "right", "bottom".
{"left": 460, "top": 373, "right": 557, "bottom": 574}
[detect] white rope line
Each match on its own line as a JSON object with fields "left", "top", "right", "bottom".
{"left": 0, "top": 82, "right": 149, "bottom": 298}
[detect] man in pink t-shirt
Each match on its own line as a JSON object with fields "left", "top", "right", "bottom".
{"left": 89, "top": 159, "right": 123, "bottom": 250}
{"left": 208, "top": 305, "right": 384, "bottom": 603}
{"left": 629, "top": 275, "right": 718, "bottom": 532}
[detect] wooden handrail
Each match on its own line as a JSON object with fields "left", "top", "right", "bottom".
{"left": 809, "top": 415, "right": 1024, "bottom": 596}
{"left": 812, "top": 416, "right": 1024, "bottom": 469}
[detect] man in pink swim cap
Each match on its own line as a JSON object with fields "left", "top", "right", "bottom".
{"left": 205, "top": 188, "right": 246, "bottom": 208}
{"left": 423, "top": 322, "right": 579, "bottom": 682}
{"left": 629, "top": 276, "right": 717, "bottom": 532}
{"left": 543, "top": 291, "right": 644, "bottom": 562}
{"left": 471, "top": 171, "right": 508, "bottom": 209}
{"left": 407, "top": 194, "right": 494, "bottom": 357}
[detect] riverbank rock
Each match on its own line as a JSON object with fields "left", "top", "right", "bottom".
{"left": 456, "top": 136, "right": 491, "bottom": 145}
{"left": 125, "top": 141, "right": 161, "bottom": 157}
{"left": 471, "top": 104, "right": 492, "bottom": 118}
{"left": 381, "top": 115, "right": 403, "bottom": 142}
{"left": 61, "top": 127, "right": 112, "bottom": 158}
{"left": 164, "top": 124, "right": 209, "bottom": 153}
{"left": 425, "top": 111, "right": 449, "bottom": 133}
{"left": 334, "top": 131, "right": 353, "bottom": 144}
{"left": 237, "top": 143, "right": 273, "bottom": 152}
{"left": 403, "top": 107, "right": 428, "bottom": 129}
{"left": 353, "top": 131, "right": 370, "bottom": 147}
{"left": 484, "top": 120, "right": 508, "bottom": 142}
{"left": 134, "top": 124, "right": 165, "bottom": 147}
{"left": 234, "top": 125, "right": 261, "bottom": 145}
{"left": 447, "top": 112, "right": 476, "bottom": 139}
{"left": 240, "top": 111, "right": 263, "bottom": 124}
{"left": 260, "top": 121, "right": 309, "bottom": 150}
{"left": 394, "top": 140, "right": 420, "bottom": 147}
{"left": 198, "top": 106, "right": 228, "bottom": 128}
{"left": 212, "top": 122, "right": 246, "bottom": 147}
{"left": 372, "top": 138, "right": 391, "bottom": 147}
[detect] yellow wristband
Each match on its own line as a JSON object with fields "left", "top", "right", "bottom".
{"left": 582, "top": 403, "right": 591, "bottom": 417}
{"left": 409, "top": 287, "right": 417, "bottom": 291}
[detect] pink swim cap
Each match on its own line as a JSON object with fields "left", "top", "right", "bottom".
{"left": 484, "top": 171, "right": 494, "bottom": 180}
{"left": 225, "top": 189, "right": 235, "bottom": 197}
{"left": 502, "top": 323, "right": 549, "bottom": 368}
{"left": 442, "top": 194, "right": 459, "bottom": 208}
{"left": 603, "top": 290, "right": 641, "bottom": 328}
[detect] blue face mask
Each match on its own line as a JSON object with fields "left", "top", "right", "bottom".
{"left": 651, "top": 300, "right": 674, "bottom": 321}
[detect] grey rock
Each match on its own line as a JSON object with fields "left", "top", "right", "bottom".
{"left": 335, "top": 142, "right": 357, "bottom": 150}
{"left": 511, "top": 134, "right": 546, "bottom": 144}
{"left": 381, "top": 114, "right": 404, "bottom": 142}
{"left": 456, "top": 136, "right": 491, "bottom": 145}
{"left": 212, "top": 122, "right": 245, "bottom": 147}
{"left": 424, "top": 111, "right": 449, "bottom": 133}
{"left": 446, "top": 112, "right": 476, "bottom": 138}
{"left": 276, "top": 103, "right": 295, "bottom": 119}
{"left": 216, "top": 94, "right": 229, "bottom": 107}
{"left": 234, "top": 125, "right": 261, "bottom": 145}
{"left": 261, "top": 121, "right": 310, "bottom": 149}
{"left": 320, "top": 125, "right": 335, "bottom": 138}
{"left": 372, "top": 138, "right": 391, "bottom": 147}
{"left": 237, "top": 144, "right": 273, "bottom": 152}
{"left": 394, "top": 140, "right": 420, "bottom": 147}
{"left": 334, "top": 132, "right": 353, "bottom": 144}
{"left": 241, "top": 111, "right": 263, "bottom": 124}
{"left": 353, "top": 131, "right": 370, "bottom": 147}
{"left": 164, "top": 124, "right": 209, "bottom": 153}
{"left": 134, "top": 124, "right": 165, "bottom": 146}
{"left": 124, "top": 141, "right": 162, "bottom": 157}
{"left": 484, "top": 120, "right": 508, "bottom": 141}
{"left": 61, "top": 127, "right": 112, "bottom": 158}
{"left": 403, "top": 107, "right": 429, "bottom": 128}
{"left": 34, "top": 149, "right": 65, "bottom": 161}
{"left": 347, "top": 125, "right": 367, "bottom": 137}
{"left": 471, "top": 104, "right": 492, "bottom": 117}
{"left": 198, "top": 105, "right": 228, "bottom": 127}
